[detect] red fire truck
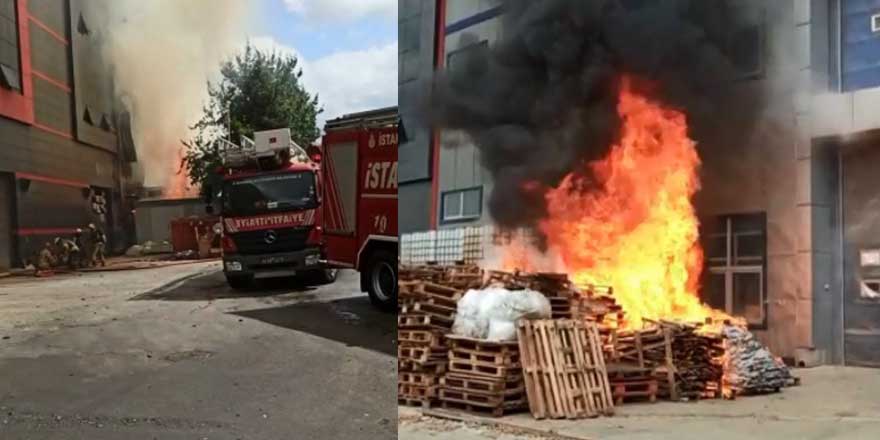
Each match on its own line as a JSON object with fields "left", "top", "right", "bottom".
{"left": 320, "top": 107, "right": 398, "bottom": 311}
{"left": 210, "top": 128, "right": 337, "bottom": 290}
{"left": 208, "top": 107, "right": 398, "bottom": 311}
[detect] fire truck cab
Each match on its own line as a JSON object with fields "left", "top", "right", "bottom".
{"left": 321, "top": 107, "right": 398, "bottom": 311}
{"left": 211, "top": 128, "right": 337, "bottom": 289}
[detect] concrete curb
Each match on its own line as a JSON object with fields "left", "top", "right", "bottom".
{"left": 420, "top": 409, "right": 595, "bottom": 440}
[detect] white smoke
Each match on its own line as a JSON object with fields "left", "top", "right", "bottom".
{"left": 96, "top": 0, "right": 252, "bottom": 188}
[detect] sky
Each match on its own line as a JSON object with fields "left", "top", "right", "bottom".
{"left": 252, "top": 0, "right": 398, "bottom": 127}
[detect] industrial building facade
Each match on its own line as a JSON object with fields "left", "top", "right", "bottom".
{"left": 0, "top": 0, "right": 136, "bottom": 270}
{"left": 398, "top": 0, "right": 880, "bottom": 366}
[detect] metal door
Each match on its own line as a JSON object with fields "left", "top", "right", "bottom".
{"left": 842, "top": 144, "right": 880, "bottom": 366}
{"left": 0, "top": 175, "right": 13, "bottom": 270}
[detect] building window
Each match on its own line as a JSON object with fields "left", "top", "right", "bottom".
{"left": 840, "top": 2, "right": 880, "bottom": 91}
{"left": 446, "top": 41, "right": 488, "bottom": 74}
{"left": 0, "top": 0, "right": 21, "bottom": 91}
{"left": 441, "top": 187, "right": 482, "bottom": 223}
{"left": 703, "top": 213, "right": 767, "bottom": 328}
{"left": 77, "top": 12, "right": 90, "bottom": 36}
{"left": 723, "top": 6, "right": 765, "bottom": 79}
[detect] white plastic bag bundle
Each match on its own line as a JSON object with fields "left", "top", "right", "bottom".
{"left": 452, "top": 287, "right": 551, "bottom": 341}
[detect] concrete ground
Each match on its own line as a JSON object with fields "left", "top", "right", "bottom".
{"left": 399, "top": 366, "right": 880, "bottom": 440}
{"left": 0, "top": 263, "right": 395, "bottom": 439}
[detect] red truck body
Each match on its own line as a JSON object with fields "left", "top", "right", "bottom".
{"left": 321, "top": 107, "right": 398, "bottom": 309}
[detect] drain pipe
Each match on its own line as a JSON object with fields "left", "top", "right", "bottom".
{"left": 836, "top": 147, "right": 845, "bottom": 364}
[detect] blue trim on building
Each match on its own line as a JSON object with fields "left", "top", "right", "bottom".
{"left": 445, "top": 6, "right": 503, "bottom": 35}
{"left": 841, "top": 0, "right": 880, "bottom": 91}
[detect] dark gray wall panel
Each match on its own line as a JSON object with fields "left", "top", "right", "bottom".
{"left": 398, "top": 0, "right": 435, "bottom": 185}
{"left": 69, "top": 0, "right": 116, "bottom": 151}
{"left": 33, "top": 75, "right": 72, "bottom": 133}
{"left": 29, "top": 22, "right": 70, "bottom": 83}
{"left": 399, "top": 180, "right": 431, "bottom": 234}
{"left": 27, "top": 0, "right": 67, "bottom": 35}
{"left": 0, "top": 118, "right": 116, "bottom": 188}
{"left": 0, "top": 174, "right": 13, "bottom": 270}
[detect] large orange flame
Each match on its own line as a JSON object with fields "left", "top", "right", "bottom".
{"left": 509, "top": 78, "right": 735, "bottom": 329}
{"left": 164, "top": 147, "right": 199, "bottom": 199}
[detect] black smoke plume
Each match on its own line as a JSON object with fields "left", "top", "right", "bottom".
{"left": 427, "top": 0, "right": 766, "bottom": 230}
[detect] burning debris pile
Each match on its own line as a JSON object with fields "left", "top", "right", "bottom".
{"left": 398, "top": 264, "right": 799, "bottom": 419}
{"left": 723, "top": 325, "right": 799, "bottom": 395}
{"left": 662, "top": 322, "right": 725, "bottom": 400}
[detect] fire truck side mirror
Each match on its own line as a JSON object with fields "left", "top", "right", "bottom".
{"left": 307, "top": 145, "right": 322, "bottom": 163}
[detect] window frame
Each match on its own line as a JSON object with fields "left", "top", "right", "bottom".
{"left": 0, "top": 0, "right": 22, "bottom": 92}
{"left": 704, "top": 213, "right": 768, "bottom": 329}
{"left": 440, "top": 186, "right": 483, "bottom": 224}
{"left": 725, "top": 5, "right": 766, "bottom": 80}
{"left": 446, "top": 40, "right": 489, "bottom": 75}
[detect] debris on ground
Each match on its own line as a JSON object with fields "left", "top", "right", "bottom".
{"left": 723, "top": 325, "right": 799, "bottom": 395}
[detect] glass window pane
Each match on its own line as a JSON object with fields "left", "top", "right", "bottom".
{"left": 443, "top": 192, "right": 461, "bottom": 219}
{"left": 704, "top": 272, "right": 726, "bottom": 311}
{"left": 462, "top": 189, "right": 481, "bottom": 217}
{"left": 706, "top": 233, "right": 727, "bottom": 263}
{"left": 733, "top": 272, "right": 763, "bottom": 324}
{"left": 447, "top": 41, "right": 488, "bottom": 75}
{"left": 732, "top": 214, "right": 764, "bottom": 233}
{"left": 735, "top": 231, "right": 764, "bottom": 263}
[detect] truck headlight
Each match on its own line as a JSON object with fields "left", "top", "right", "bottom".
{"left": 305, "top": 254, "right": 319, "bottom": 266}
{"left": 225, "top": 261, "right": 243, "bottom": 272}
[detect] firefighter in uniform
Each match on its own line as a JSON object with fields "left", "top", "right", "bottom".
{"left": 88, "top": 223, "right": 107, "bottom": 267}
{"left": 35, "top": 242, "right": 57, "bottom": 276}
{"left": 54, "top": 237, "right": 82, "bottom": 270}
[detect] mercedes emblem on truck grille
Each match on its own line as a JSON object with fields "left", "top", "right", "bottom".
{"left": 264, "top": 230, "right": 278, "bottom": 244}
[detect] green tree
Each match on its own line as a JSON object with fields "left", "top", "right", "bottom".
{"left": 183, "top": 43, "right": 322, "bottom": 191}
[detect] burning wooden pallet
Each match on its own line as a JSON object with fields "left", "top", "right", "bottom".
{"left": 517, "top": 319, "right": 614, "bottom": 419}
{"left": 400, "top": 263, "right": 484, "bottom": 290}
{"left": 437, "top": 335, "right": 527, "bottom": 417}
{"left": 649, "top": 320, "right": 725, "bottom": 400}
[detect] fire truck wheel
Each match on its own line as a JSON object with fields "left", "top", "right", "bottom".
{"left": 309, "top": 268, "right": 338, "bottom": 285}
{"left": 226, "top": 274, "right": 254, "bottom": 290}
{"left": 366, "top": 250, "right": 397, "bottom": 311}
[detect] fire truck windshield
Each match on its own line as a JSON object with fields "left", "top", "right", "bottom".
{"left": 222, "top": 171, "right": 317, "bottom": 216}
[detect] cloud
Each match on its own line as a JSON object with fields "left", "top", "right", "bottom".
{"left": 249, "top": 36, "right": 397, "bottom": 129}
{"left": 282, "top": 0, "right": 396, "bottom": 23}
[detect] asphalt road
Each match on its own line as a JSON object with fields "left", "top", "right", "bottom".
{"left": 0, "top": 265, "right": 396, "bottom": 439}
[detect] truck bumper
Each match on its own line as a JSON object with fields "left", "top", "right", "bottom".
{"left": 223, "top": 247, "right": 323, "bottom": 279}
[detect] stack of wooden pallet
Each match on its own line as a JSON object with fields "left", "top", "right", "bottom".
{"left": 670, "top": 327, "right": 724, "bottom": 400}
{"left": 607, "top": 363, "right": 659, "bottom": 404}
{"left": 400, "top": 262, "right": 484, "bottom": 290}
{"left": 437, "top": 335, "right": 527, "bottom": 417}
{"left": 517, "top": 319, "right": 614, "bottom": 419}
{"left": 606, "top": 325, "right": 677, "bottom": 401}
{"left": 650, "top": 320, "right": 725, "bottom": 400}
{"left": 574, "top": 284, "right": 626, "bottom": 330}
{"left": 397, "top": 281, "right": 462, "bottom": 407}
{"left": 399, "top": 263, "right": 448, "bottom": 283}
